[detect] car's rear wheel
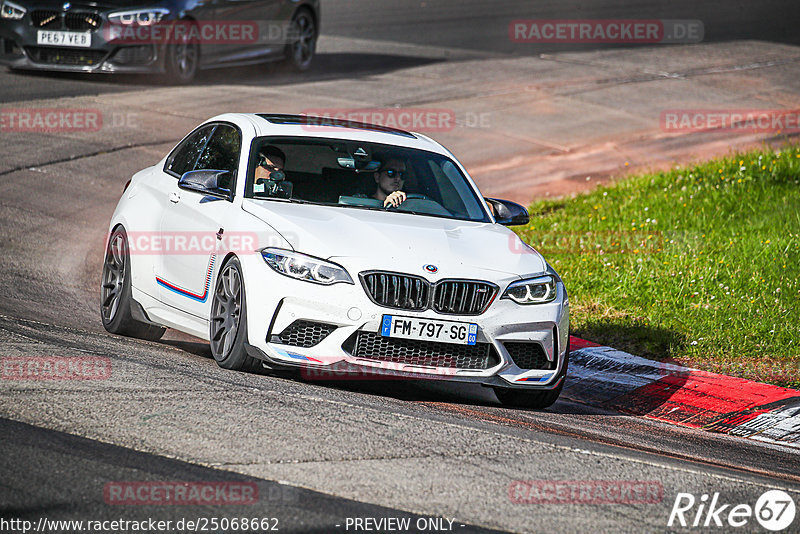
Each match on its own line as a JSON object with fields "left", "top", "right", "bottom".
{"left": 493, "top": 340, "right": 569, "bottom": 409}
{"left": 210, "top": 257, "right": 259, "bottom": 371}
{"left": 285, "top": 8, "right": 316, "bottom": 71}
{"left": 164, "top": 21, "right": 199, "bottom": 84}
{"left": 101, "top": 227, "right": 166, "bottom": 340}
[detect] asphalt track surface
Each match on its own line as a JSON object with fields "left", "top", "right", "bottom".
{"left": 2, "top": 0, "right": 799, "bottom": 103}
{"left": 2, "top": 1, "right": 800, "bottom": 533}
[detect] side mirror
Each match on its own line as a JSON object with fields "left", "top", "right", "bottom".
{"left": 178, "top": 170, "right": 233, "bottom": 200}
{"left": 485, "top": 198, "right": 530, "bottom": 226}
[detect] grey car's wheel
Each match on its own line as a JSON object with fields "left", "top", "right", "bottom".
{"left": 493, "top": 339, "right": 569, "bottom": 409}
{"left": 210, "top": 257, "right": 259, "bottom": 371}
{"left": 164, "top": 22, "right": 199, "bottom": 84}
{"left": 101, "top": 227, "right": 165, "bottom": 340}
{"left": 285, "top": 9, "right": 316, "bottom": 71}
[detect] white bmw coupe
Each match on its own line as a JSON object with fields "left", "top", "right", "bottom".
{"left": 102, "top": 114, "right": 570, "bottom": 408}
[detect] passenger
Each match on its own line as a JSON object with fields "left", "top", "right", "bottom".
{"left": 254, "top": 146, "right": 286, "bottom": 190}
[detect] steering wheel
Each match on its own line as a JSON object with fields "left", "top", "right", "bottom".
{"left": 384, "top": 192, "right": 434, "bottom": 210}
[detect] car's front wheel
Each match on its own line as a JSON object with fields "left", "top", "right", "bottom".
{"left": 493, "top": 340, "right": 569, "bottom": 409}
{"left": 284, "top": 8, "right": 317, "bottom": 71}
{"left": 209, "top": 257, "right": 260, "bottom": 371}
{"left": 101, "top": 227, "right": 165, "bottom": 340}
{"left": 164, "top": 21, "right": 199, "bottom": 84}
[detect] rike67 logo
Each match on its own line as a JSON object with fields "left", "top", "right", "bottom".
{"left": 668, "top": 490, "right": 796, "bottom": 531}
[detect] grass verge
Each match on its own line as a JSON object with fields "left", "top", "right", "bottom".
{"left": 516, "top": 145, "right": 800, "bottom": 388}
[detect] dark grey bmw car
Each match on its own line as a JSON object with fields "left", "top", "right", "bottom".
{"left": 0, "top": 0, "right": 319, "bottom": 82}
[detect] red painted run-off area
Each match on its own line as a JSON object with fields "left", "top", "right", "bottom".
{"left": 569, "top": 336, "right": 602, "bottom": 350}
{"left": 568, "top": 336, "right": 799, "bottom": 434}
{"left": 612, "top": 372, "right": 798, "bottom": 428}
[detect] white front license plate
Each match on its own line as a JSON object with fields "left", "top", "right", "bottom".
{"left": 37, "top": 30, "right": 91, "bottom": 48}
{"left": 380, "top": 315, "right": 478, "bottom": 346}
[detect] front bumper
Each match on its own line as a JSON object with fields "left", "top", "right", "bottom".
{"left": 239, "top": 254, "right": 570, "bottom": 390}
{"left": 0, "top": 18, "right": 166, "bottom": 73}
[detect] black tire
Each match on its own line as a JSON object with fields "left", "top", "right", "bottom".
{"left": 163, "top": 21, "right": 199, "bottom": 84}
{"left": 494, "top": 339, "right": 570, "bottom": 409}
{"left": 101, "top": 227, "right": 166, "bottom": 341}
{"left": 284, "top": 8, "right": 317, "bottom": 72}
{"left": 209, "top": 256, "right": 260, "bottom": 371}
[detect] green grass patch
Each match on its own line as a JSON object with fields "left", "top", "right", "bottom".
{"left": 516, "top": 146, "right": 800, "bottom": 388}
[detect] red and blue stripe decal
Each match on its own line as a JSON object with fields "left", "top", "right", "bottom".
{"left": 516, "top": 373, "right": 553, "bottom": 382}
{"left": 156, "top": 256, "right": 216, "bottom": 303}
{"left": 286, "top": 352, "right": 324, "bottom": 363}
{"left": 273, "top": 347, "right": 324, "bottom": 363}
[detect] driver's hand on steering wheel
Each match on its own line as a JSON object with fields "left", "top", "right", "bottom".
{"left": 384, "top": 191, "right": 407, "bottom": 208}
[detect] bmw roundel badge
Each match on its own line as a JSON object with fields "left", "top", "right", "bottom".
{"left": 423, "top": 264, "right": 438, "bottom": 274}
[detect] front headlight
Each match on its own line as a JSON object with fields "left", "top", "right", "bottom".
{"left": 261, "top": 248, "right": 353, "bottom": 285}
{"left": 502, "top": 275, "right": 557, "bottom": 304}
{"left": 108, "top": 7, "right": 168, "bottom": 25}
{"left": 1, "top": 1, "right": 27, "bottom": 20}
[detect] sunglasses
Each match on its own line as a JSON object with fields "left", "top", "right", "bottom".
{"left": 258, "top": 155, "right": 281, "bottom": 171}
{"left": 382, "top": 169, "right": 407, "bottom": 179}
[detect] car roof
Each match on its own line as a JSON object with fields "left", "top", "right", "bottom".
{"left": 206, "top": 113, "right": 450, "bottom": 154}
{"left": 258, "top": 114, "right": 416, "bottom": 138}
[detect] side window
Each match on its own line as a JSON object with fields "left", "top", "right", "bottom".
{"left": 165, "top": 125, "right": 215, "bottom": 177}
{"left": 195, "top": 125, "right": 241, "bottom": 175}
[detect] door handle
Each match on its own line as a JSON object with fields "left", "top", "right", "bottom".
{"left": 169, "top": 192, "right": 180, "bottom": 204}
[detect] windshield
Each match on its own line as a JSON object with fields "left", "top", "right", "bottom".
{"left": 244, "top": 137, "right": 490, "bottom": 223}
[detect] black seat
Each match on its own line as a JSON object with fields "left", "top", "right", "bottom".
{"left": 318, "top": 167, "right": 362, "bottom": 203}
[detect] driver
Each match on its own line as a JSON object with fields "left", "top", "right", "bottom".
{"left": 372, "top": 157, "right": 408, "bottom": 208}
{"left": 254, "top": 146, "right": 286, "bottom": 194}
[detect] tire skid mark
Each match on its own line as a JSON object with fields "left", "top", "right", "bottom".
{"left": 416, "top": 401, "right": 800, "bottom": 486}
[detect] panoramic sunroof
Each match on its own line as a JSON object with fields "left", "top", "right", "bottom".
{"left": 257, "top": 114, "right": 417, "bottom": 139}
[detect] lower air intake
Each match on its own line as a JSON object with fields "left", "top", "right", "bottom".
{"left": 347, "top": 331, "right": 499, "bottom": 370}
{"left": 271, "top": 320, "right": 337, "bottom": 348}
{"left": 504, "top": 342, "right": 555, "bottom": 370}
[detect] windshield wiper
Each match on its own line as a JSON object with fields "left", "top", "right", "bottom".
{"left": 340, "top": 204, "right": 431, "bottom": 217}
{"left": 335, "top": 203, "right": 385, "bottom": 212}
{"left": 256, "top": 196, "right": 316, "bottom": 205}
